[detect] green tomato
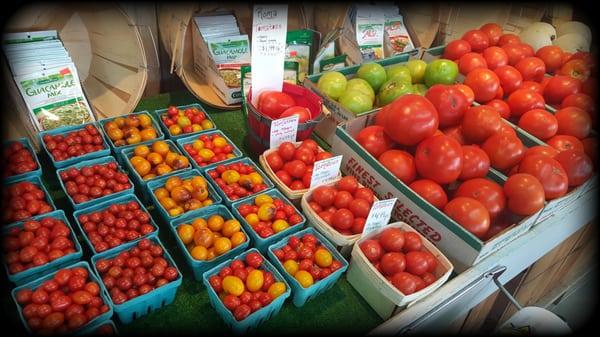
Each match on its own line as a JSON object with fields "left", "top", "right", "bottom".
{"left": 339, "top": 90, "right": 374, "bottom": 115}
{"left": 346, "top": 78, "right": 375, "bottom": 101}
{"left": 356, "top": 63, "right": 387, "bottom": 92}
{"left": 317, "top": 71, "right": 348, "bottom": 100}
{"left": 406, "top": 60, "right": 428, "bottom": 84}
{"left": 424, "top": 59, "right": 458, "bottom": 87}
{"left": 413, "top": 84, "right": 428, "bottom": 96}
{"left": 385, "top": 64, "right": 412, "bottom": 84}
{"left": 377, "top": 78, "right": 414, "bottom": 106}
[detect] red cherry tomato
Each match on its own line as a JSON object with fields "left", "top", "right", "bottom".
{"left": 311, "top": 185, "right": 336, "bottom": 208}
{"left": 405, "top": 251, "right": 430, "bottom": 276}
{"left": 360, "top": 240, "right": 383, "bottom": 262}
{"left": 415, "top": 135, "right": 463, "bottom": 184}
{"left": 379, "top": 228, "right": 405, "bottom": 252}
{"left": 266, "top": 152, "right": 284, "bottom": 172}
{"left": 402, "top": 232, "right": 423, "bottom": 252}
{"left": 391, "top": 272, "right": 417, "bottom": 295}
{"left": 409, "top": 179, "right": 448, "bottom": 209}
{"left": 380, "top": 252, "right": 406, "bottom": 276}
{"left": 332, "top": 209, "right": 354, "bottom": 231}
{"left": 443, "top": 197, "right": 490, "bottom": 239}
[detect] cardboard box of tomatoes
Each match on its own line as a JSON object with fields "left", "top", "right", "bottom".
{"left": 331, "top": 111, "right": 545, "bottom": 271}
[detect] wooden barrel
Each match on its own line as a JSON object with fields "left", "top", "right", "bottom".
{"left": 2, "top": 3, "right": 150, "bottom": 142}
{"left": 157, "top": 3, "right": 311, "bottom": 110}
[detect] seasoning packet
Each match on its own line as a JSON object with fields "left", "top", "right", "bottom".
{"left": 320, "top": 54, "right": 347, "bottom": 72}
{"left": 206, "top": 34, "right": 251, "bottom": 89}
{"left": 286, "top": 30, "right": 314, "bottom": 82}
{"left": 14, "top": 64, "right": 95, "bottom": 131}
{"left": 354, "top": 5, "right": 385, "bottom": 61}
{"left": 2, "top": 30, "right": 58, "bottom": 44}
{"left": 383, "top": 12, "right": 415, "bottom": 56}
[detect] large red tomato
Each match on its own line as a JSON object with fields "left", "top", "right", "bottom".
{"left": 547, "top": 135, "right": 584, "bottom": 153}
{"left": 518, "top": 154, "right": 569, "bottom": 200}
{"left": 461, "top": 106, "right": 502, "bottom": 143}
{"left": 543, "top": 76, "right": 582, "bottom": 105}
{"left": 503, "top": 173, "right": 545, "bottom": 215}
{"left": 455, "top": 178, "right": 506, "bottom": 218}
{"left": 415, "top": 135, "right": 463, "bottom": 184}
{"left": 442, "top": 125, "right": 467, "bottom": 145}
{"left": 453, "top": 84, "right": 475, "bottom": 106}
{"left": 558, "top": 59, "right": 591, "bottom": 82}
{"left": 460, "top": 145, "right": 490, "bottom": 180}
{"left": 561, "top": 93, "right": 595, "bottom": 115}
{"left": 464, "top": 68, "right": 501, "bottom": 103}
{"left": 443, "top": 39, "right": 472, "bottom": 60}
{"left": 581, "top": 77, "right": 597, "bottom": 100}
{"left": 502, "top": 43, "right": 527, "bottom": 65}
{"left": 480, "top": 23, "right": 503, "bottom": 46}
{"left": 443, "top": 197, "right": 490, "bottom": 239}
{"left": 554, "top": 150, "right": 593, "bottom": 186}
{"left": 279, "top": 106, "right": 311, "bottom": 122}
{"left": 355, "top": 125, "right": 394, "bottom": 158}
{"left": 519, "top": 81, "right": 543, "bottom": 95}
{"left": 409, "top": 179, "right": 448, "bottom": 209}
{"left": 515, "top": 57, "right": 546, "bottom": 82}
{"left": 425, "top": 84, "right": 469, "bottom": 128}
{"left": 507, "top": 88, "right": 545, "bottom": 117}
{"left": 525, "top": 145, "right": 559, "bottom": 158}
{"left": 482, "top": 46, "right": 508, "bottom": 70}
{"left": 257, "top": 91, "right": 296, "bottom": 118}
{"left": 459, "top": 52, "right": 488, "bottom": 75}
{"left": 498, "top": 34, "right": 520, "bottom": 47}
{"left": 462, "top": 30, "right": 490, "bottom": 52}
{"left": 381, "top": 94, "right": 439, "bottom": 146}
{"left": 517, "top": 109, "right": 558, "bottom": 140}
{"left": 481, "top": 133, "right": 525, "bottom": 171}
{"left": 494, "top": 65, "right": 523, "bottom": 95}
{"left": 536, "top": 46, "right": 564, "bottom": 74}
{"left": 378, "top": 150, "right": 416, "bottom": 184}
{"left": 555, "top": 107, "right": 592, "bottom": 139}
{"left": 485, "top": 99, "right": 511, "bottom": 119}
{"left": 519, "top": 44, "right": 535, "bottom": 58}
{"left": 379, "top": 228, "right": 405, "bottom": 252}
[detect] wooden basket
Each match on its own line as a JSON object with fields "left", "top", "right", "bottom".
{"left": 2, "top": 3, "right": 151, "bottom": 147}
{"left": 258, "top": 141, "right": 340, "bottom": 203}
{"left": 300, "top": 178, "right": 378, "bottom": 257}
{"left": 157, "top": 3, "right": 312, "bottom": 110}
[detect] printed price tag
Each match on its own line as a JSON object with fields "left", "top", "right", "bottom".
{"left": 250, "top": 4, "right": 288, "bottom": 105}
{"left": 309, "top": 155, "right": 342, "bottom": 188}
{"left": 269, "top": 114, "right": 299, "bottom": 148}
{"left": 363, "top": 198, "right": 397, "bottom": 235}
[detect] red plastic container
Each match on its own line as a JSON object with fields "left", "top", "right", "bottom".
{"left": 246, "top": 82, "right": 323, "bottom": 155}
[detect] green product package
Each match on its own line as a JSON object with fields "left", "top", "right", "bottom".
{"left": 286, "top": 30, "right": 314, "bottom": 83}
{"left": 320, "top": 54, "right": 347, "bottom": 72}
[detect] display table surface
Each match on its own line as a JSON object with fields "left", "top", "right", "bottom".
{"left": 3, "top": 91, "right": 597, "bottom": 334}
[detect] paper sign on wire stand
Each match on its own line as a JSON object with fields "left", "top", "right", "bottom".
{"left": 269, "top": 115, "right": 299, "bottom": 149}
{"left": 363, "top": 198, "right": 397, "bottom": 235}
{"left": 250, "top": 4, "right": 288, "bottom": 106}
{"left": 309, "top": 155, "right": 343, "bottom": 188}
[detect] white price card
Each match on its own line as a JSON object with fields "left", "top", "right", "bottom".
{"left": 270, "top": 115, "right": 299, "bottom": 149}
{"left": 310, "top": 155, "right": 343, "bottom": 188}
{"left": 363, "top": 198, "right": 397, "bottom": 235}
{"left": 250, "top": 4, "right": 288, "bottom": 106}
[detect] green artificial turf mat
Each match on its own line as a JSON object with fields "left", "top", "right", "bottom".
{"left": 2, "top": 90, "right": 383, "bottom": 335}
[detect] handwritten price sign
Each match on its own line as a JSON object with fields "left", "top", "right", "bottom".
{"left": 270, "top": 115, "right": 298, "bottom": 148}
{"left": 363, "top": 198, "right": 397, "bottom": 235}
{"left": 310, "top": 155, "right": 342, "bottom": 188}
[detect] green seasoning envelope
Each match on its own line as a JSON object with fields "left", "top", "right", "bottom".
{"left": 14, "top": 64, "right": 95, "bottom": 131}
{"left": 286, "top": 30, "right": 314, "bottom": 82}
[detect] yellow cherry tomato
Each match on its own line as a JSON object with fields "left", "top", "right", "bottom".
{"left": 222, "top": 276, "right": 244, "bottom": 296}
{"left": 190, "top": 246, "right": 208, "bottom": 260}
{"left": 222, "top": 219, "right": 241, "bottom": 237}
{"left": 294, "top": 270, "right": 314, "bottom": 288}
{"left": 245, "top": 213, "right": 259, "bottom": 226}
{"left": 168, "top": 206, "right": 185, "bottom": 217}
{"left": 246, "top": 270, "right": 264, "bottom": 292}
{"left": 221, "top": 170, "right": 240, "bottom": 184}
{"left": 257, "top": 203, "right": 276, "bottom": 221}
{"left": 248, "top": 172, "right": 263, "bottom": 185}
{"left": 201, "top": 120, "right": 213, "bottom": 129}
{"left": 213, "top": 136, "right": 227, "bottom": 148}
{"left": 226, "top": 153, "right": 236, "bottom": 159}
{"left": 283, "top": 259, "right": 299, "bottom": 276}
{"left": 207, "top": 215, "right": 224, "bottom": 232}
{"left": 272, "top": 219, "right": 289, "bottom": 233}
{"left": 268, "top": 282, "right": 287, "bottom": 298}
{"left": 177, "top": 224, "right": 195, "bottom": 245}
{"left": 191, "top": 218, "right": 207, "bottom": 231}
{"left": 199, "top": 149, "right": 215, "bottom": 162}
{"left": 254, "top": 194, "right": 273, "bottom": 206}
{"left": 192, "top": 140, "right": 205, "bottom": 151}
{"left": 169, "top": 124, "right": 182, "bottom": 135}
{"left": 314, "top": 248, "right": 333, "bottom": 268}
{"left": 192, "top": 124, "right": 203, "bottom": 132}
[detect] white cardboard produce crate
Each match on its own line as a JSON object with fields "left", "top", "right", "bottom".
{"left": 331, "top": 113, "right": 544, "bottom": 271}
{"left": 346, "top": 222, "right": 453, "bottom": 320}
